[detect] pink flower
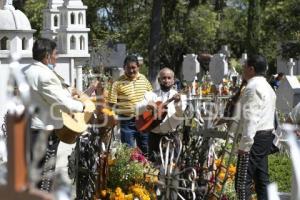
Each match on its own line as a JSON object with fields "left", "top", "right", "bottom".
{"left": 130, "top": 148, "right": 148, "bottom": 164}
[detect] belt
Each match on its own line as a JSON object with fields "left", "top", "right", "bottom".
{"left": 256, "top": 129, "right": 273, "bottom": 134}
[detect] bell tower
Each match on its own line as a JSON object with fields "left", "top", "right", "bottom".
{"left": 41, "top": 0, "right": 64, "bottom": 43}
{"left": 57, "top": 0, "right": 89, "bottom": 55}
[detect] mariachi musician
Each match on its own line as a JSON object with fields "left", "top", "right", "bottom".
{"left": 235, "top": 54, "right": 276, "bottom": 200}
{"left": 22, "top": 38, "right": 85, "bottom": 192}
{"left": 136, "top": 68, "right": 187, "bottom": 162}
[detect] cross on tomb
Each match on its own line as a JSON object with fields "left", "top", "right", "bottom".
{"left": 0, "top": 111, "right": 53, "bottom": 200}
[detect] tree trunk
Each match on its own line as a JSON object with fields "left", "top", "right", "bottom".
{"left": 148, "top": 0, "right": 163, "bottom": 85}
{"left": 246, "top": 0, "right": 261, "bottom": 54}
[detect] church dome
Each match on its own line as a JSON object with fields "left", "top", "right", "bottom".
{"left": 0, "top": 7, "right": 32, "bottom": 31}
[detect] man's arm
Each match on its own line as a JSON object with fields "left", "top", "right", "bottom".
{"left": 39, "top": 75, "right": 84, "bottom": 113}
{"left": 135, "top": 92, "right": 156, "bottom": 116}
{"left": 238, "top": 88, "right": 261, "bottom": 153}
{"left": 174, "top": 94, "right": 186, "bottom": 117}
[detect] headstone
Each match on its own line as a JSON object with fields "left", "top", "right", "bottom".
{"left": 218, "top": 45, "right": 230, "bottom": 58}
{"left": 209, "top": 53, "right": 228, "bottom": 84}
{"left": 182, "top": 54, "right": 200, "bottom": 82}
{"left": 240, "top": 53, "right": 247, "bottom": 65}
{"left": 276, "top": 76, "right": 300, "bottom": 114}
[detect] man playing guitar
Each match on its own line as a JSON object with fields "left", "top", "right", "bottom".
{"left": 136, "top": 68, "right": 187, "bottom": 162}
{"left": 23, "top": 38, "right": 85, "bottom": 192}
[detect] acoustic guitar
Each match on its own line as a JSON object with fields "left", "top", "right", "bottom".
{"left": 136, "top": 94, "right": 180, "bottom": 133}
{"left": 56, "top": 84, "right": 97, "bottom": 144}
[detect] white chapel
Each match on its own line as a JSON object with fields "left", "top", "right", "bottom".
{"left": 0, "top": 0, "right": 90, "bottom": 137}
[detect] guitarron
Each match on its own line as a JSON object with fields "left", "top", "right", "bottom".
{"left": 56, "top": 93, "right": 96, "bottom": 144}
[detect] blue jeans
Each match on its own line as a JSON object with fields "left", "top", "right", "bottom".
{"left": 120, "top": 118, "right": 149, "bottom": 155}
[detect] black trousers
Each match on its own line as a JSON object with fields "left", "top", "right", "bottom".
{"left": 235, "top": 130, "right": 275, "bottom": 200}
{"left": 31, "top": 129, "right": 60, "bottom": 192}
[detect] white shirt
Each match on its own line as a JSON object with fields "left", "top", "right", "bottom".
{"left": 136, "top": 89, "right": 187, "bottom": 134}
{"left": 22, "top": 61, "right": 84, "bottom": 129}
{"left": 238, "top": 76, "right": 276, "bottom": 152}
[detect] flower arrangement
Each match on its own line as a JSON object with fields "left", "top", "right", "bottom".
{"left": 209, "top": 159, "right": 237, "bottom": 200}
{"left": 100, "top": 145, "right": 157, "bottom": 200}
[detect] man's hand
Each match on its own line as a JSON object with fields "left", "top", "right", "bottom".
{"left": 146, "top": 101, "right": 156, "bottom": 111}
{"left": 173, "top": 93, "right": 181, "bottom": 103}
{"left": 90, "top": 80, "right": 100, "bottom": 89}
{"left": 71, "top": 88, "right": 81, "bottom": 98}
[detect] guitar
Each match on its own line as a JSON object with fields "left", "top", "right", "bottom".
{"left": 223, "top": 79, "right": 247, "bottom": 118}
{"left": 135, "top": 94, "right": 180, "bottom": 133}
{"left": 56, "top": 83, "right": 98, "bottom": 144}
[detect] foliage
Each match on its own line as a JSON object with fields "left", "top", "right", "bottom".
{"left": 260, "top": 0, "right": 300, "bottom": 72}
{"left": 23, "top": 0, "right": 46, "bottom": 37}
{"left": 21, "top": 0, "right": 300, "bottom": 79}
{"left": 246, "top": 0, "right": 261, "bottom": 54}
{"left": 213, "top": 159, "right": 237, "bottom": 200}
{"left": 160, "top": 3, "right": 220, "bottom": 77}
{"left": 280, "top": 42, "right": 300, "bottom": 60}
{"left": 230, "top": 58, "right": 243, "bottom": 75}
{"left": 108, "top": 145, "right": 145, "bottom": 191}
{"left": 222, "top": 180, "right": 236, "bottom": 200}
{"left": 269, "top": 153, "right": 292, "bottom": 192}
{"left": 220, "top": 7, "right": 248, "bottom": 58}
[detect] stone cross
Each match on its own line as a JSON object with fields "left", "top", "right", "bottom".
{"left": 0, "top": 53, "right": 52, "bottom": 199}
{"left": 287, "top": 58, "right": 295, "bottom": 76}
{"left": 240, "top": 53, "right": 247, "bottom": 65}
{"left": 0, "top": 112, "right": 53, "bottom": 200}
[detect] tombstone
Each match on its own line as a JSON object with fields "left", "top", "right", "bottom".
{"left": 277, "top": 43, "right": 300, "bottom": 76}
{"left": 209, "top": 53, "right": 228, "bottom": 84}
{"left": 276, "top": 76, "right": 300, "bottom": 114}
{"left": 240, "top": 53, "right": 247, "bottom": 65}
{"left": 218, "top": 45, "right": 230, "bottom": 58}
{"left": 276, "top": 58, "right": 300, "bottom": 114}
{"left": 182, "top": 54, "right": 200, "bottom": 82}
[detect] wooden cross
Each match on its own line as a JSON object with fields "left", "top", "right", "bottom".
{"left": 0, "top": 111, "right": 53, "bottom": 200}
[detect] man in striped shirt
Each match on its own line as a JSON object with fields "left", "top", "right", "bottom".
{"left": 108, "top": 55, "right": 152, "bottom": 154}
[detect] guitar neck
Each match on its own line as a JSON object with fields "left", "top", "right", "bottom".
{"left": 162, "top": 95, "right": 177, "bottom": 107}
{"left": 84, "top": 85, "right": 96, "bottom": 96}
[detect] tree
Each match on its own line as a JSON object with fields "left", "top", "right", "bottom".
{"left": 246, "top": 0, "right": 261, "bottom": 54}
{"left": 160, "top": 2, "right": 219, "bottom": 79}
{"left": 23, "top": 0, "right": 46, "bottom": 37}
{"left": 148, "top": 0, "right": 163, "bottom": 84}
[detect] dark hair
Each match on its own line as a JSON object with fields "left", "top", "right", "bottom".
{"left": 246, "top": 54, "right": 267, "bottom": 76}
{"left": 123, "top": 55, "right": 139, "bottom": 67}
{"left": 278, "top": 72, "right": 284, "bottom": 77}
{"left": 32, "top": 38, "right": 57, "bottom": 61}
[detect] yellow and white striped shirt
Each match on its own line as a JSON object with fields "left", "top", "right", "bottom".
{"left": 108, "top": 73, "right": 152, "bottom": 116}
